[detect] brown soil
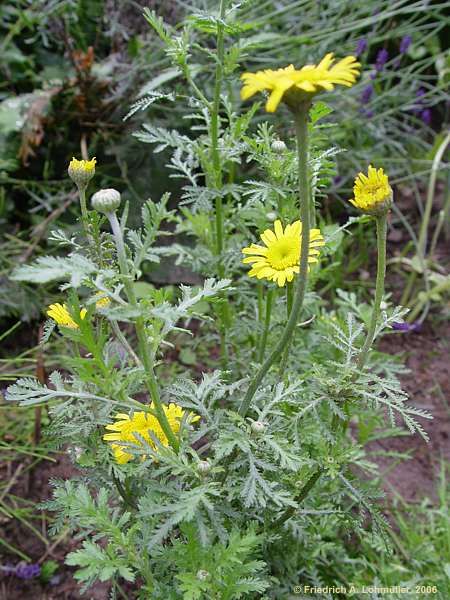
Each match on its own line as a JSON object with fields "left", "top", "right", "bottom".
{"left": 0, "top": 453, "right": 113, "bottom": 600}
{"left": 372, "top": 320, "right": 450, "bottom": 503}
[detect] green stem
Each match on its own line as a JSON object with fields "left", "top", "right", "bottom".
{"left": 418, "top": 129, "right": 450, "bottom": 258}
{"left": 258, "top": 288, "right": 274, "bottom": 363}
{"left": 400, "top": 270, "right": 417, "bottom": 307}
{"left": 408, "top": 278, "right": 450, "bottom": 322}
{"left": 402, "top": 129, "right": 450, "bottom": 306}
{"left": 210, "top": 0, "right": 227, "bottom": 267}
{"left": 255, "top": 283, "right": 264, "bottom": 360}
{"left": 111, "top": 321, "right": 142, "bottom": 368}
{"left": 107, "top": 211, "right": 179, "bottom": 452}
{"left": 78, "top": 187, "right": 90, "bottom": 239}
{"left": 273, "top": 470, "right": 322, "bottom": 528}
{"left": 238, "top": 103, "right": 311, "bottom": 418}
{"left": 210, "top": 0, "right": 227, "bottom": 193}
{"left": 279, "top": 281, "right": 295, "bottom": 371}
{"left": 112, "top": 472, "right": 137, "bottom": 510}
{"left": 430, "top": 166, "right": 450, "bottom": 253}
{"left": 274, "top": 212, "right": 388, "bottom": 527}
{"left": 286, "top": 281, "right": 294, "bottom": 317}
{"left": 210, "top": 0, "right": 230, "bottom": 371}
{"left": 357, "top": 213, "right": 387, "bottom": 371}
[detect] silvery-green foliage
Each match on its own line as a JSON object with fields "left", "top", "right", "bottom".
{"left": 11, "top": 253, "right": 97, "bottom": 286}
{"left": 5, "top": 3, "right": 436, "bottom": 598}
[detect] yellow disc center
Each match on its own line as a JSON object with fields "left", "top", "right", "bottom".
{"left": 266, "top": 237, "right": 300, "bottom": 270}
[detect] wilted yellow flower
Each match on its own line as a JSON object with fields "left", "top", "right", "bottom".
{"left": 241, "top": 53, "right": 360, "bottom": 113}
{"left": 47, "top": 303, "right": 87, "bottom": 329}
{"left": 103, "top": 404, "right": 200, "bottom": 464}
{"left": 242, "top": 220, "right": 325, "bottom": 287}
{"left": 349, "top": 165, "right": 393, "bottom": 214}
{"left": 68, "top": 157, "right": 96, "bottom": 187}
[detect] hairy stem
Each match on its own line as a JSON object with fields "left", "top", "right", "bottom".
{"left": 107, "top": 211, "right": 179, "bottom": 451}
{"left": 357, "top": 213, "right": 387, "bottom": 371}
{"left": 238, "top": 104, "right": 311, "bottom": 417}
{"left": 273, "top": 470, "right": 322, "bottom": 528}
{"left": 286, "top": 280, "right": 294, "bottom": 317}
{"left": 210, "top": 0, "right": 229, "bottom": 370}
{"left": 274, "top": 212, "right": 389, "bottom": 527}
{"left": 78, "top": 187, "right": 91, "bottom": 241}
{"left": 258, "top": 288, "right": 274, "bottom": 363}
{"left": 111, "top": 321, "right": 142, "bottom": 368}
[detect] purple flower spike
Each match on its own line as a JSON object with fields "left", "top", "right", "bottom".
{"left": 399, "top": 35, "right": 412, "bottom": 54}
{"left": 416, "top": 87, "right": 426, "bottom": 98}
{"left": 15, "top": 563, "right": 41, "bottom": 580}
{"left": 392, "top": 321, "right": 422, "bottom": 332}
{"left": 421, "top": 108, "right": 432, "bottom": 125}
{"left": 360, "top": 84, "right": 374, "bottom": 105}
{"left": 355, "top": 39, "right": 368, "bottom": 56}
{"left": 375, "top": 48, "right": 389, "bottom": 72}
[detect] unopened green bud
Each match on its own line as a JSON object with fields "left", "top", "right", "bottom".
{"left": 91, "top": 188, "right": 121, "bottom": 213}
{"left": 271, "top": 139, "right": 287, "bottom": 154}
{"left": 251, "top": 420, "right": 266, "bottom": 434}
{"left": 198, "top": 460, "right": 211, "bottom": 475}
{"left": 196, "top": 570, "right": 209, "bottom": 581}
{"left": 266, "top": 211, "right": 277, "bottom": 222}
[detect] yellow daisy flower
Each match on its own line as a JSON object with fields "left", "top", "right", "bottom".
{"left": 68, "top": 157, "right": 96, "bottom": 187}
{"left": 242, "top": 219, "right": 325, "bottom": 287}
{"left": 47, "top": 303, "right": 87, "bottom": 329}
{"left": 349, "top": 165, "right": 393, "bottom": 214}
{"left": 103, "top": 403, "right": 200, "bottom": 464}
{"left": 241, "top": 53, "right": 360, "bottom": 113}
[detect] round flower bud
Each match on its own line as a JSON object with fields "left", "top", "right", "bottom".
{"left": 196, "top": 570, "right": 209, "bottom": 581}
{"left": 91, "top": 188, "right": 121, "bottom": 213}
{"left": 251, "top": 420, "right": 266, "bottom": 434}
{"left": 68, "top": 157, "right": 96, "bottom": 189}
{"left": 266, "top": 211, "right": 277, "bottom": 222}
{"left": 271, "top": 139, "right": 287, "bottom": 154}
{"left": 197, "top": 460, "right": 211, "bottom": 475}
{"left": 68, "top": 446, "right": 83, "bottom": 460}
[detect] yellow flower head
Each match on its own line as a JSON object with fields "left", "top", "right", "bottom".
{"left": 47, "top": 303, "right": 87, "bottom": 329}
{"left": 242, "top": 219, "right": 325, "bottom": 287}
{"left": 94, "top": 292, "right": 111, "bottom": 309}
{"left": 241, "top": 53, "right": 360, "bottom": 113}
{"left": 103, "top": 404, "right": 200, "bottom": 464}
{"left": 68, "top": 157, "right": 96, "bottom": 187}
{"left": 349, "top": 165, "right": 393, "bottom": 214}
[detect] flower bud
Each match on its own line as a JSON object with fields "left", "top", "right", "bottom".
{"left": 271, "top": 139, "right": 287, "bottom": 154}
{"left": 349, "top": 165, "right": 393, "bottom": 216}
{"left": 197, "top": 460, "right": 211, "bottom": 475}
{"left": 196, "top": 570, "right": 209, "bottom": 581}
{"left": 91, "top": 188, "right": 121, "bottom": 213}
{"left": 251, "top": 420, "right": 266, "bottom": 434}
{"left": 266, "top": 211, "right": 277, "bottom": 222}
{"left": 94, "top": 292, "right": 111, "bottom": 309}
{"left": 68, "top": 157, "right": 96, "bottom": 189}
